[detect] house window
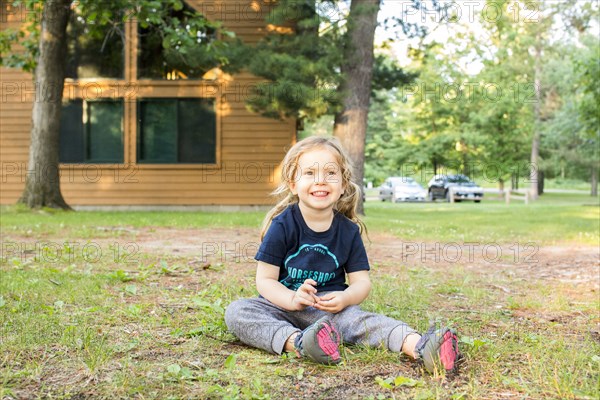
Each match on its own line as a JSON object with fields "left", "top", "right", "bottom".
{"left": 137, "top": 3, "right": 217, "bottom": 80}
{"left": 59, "top": 100, "right": 124, "bottom": 163}
{"left": 137, "top": 98, "right": 216, "bottom": 164}
{"left": 65, "top": 11, "right": 125, "bottom": 79}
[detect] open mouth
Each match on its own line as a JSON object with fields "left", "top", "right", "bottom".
{"left": 311, "top": 191, "right": 329, "bottom": 197}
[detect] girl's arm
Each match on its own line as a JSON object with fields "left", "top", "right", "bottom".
{"left": 343, "top": 270, "right": 372, "bottom": 305}
{"left": 256, "top": 261, "right": 320, "bottom": 311}
{"left": 314, "top": 270, "right": 371, "bottom": 313}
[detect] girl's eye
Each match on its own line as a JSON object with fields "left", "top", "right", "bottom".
{"left": 328, "top": 170, "right": 337, "bottom": 175}
{"left": 305, "top": 171, "right": 313, "bottom": 176}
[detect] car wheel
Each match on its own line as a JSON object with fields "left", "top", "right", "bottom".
{"left": 445, "top": 190, "right": 451, "bottom": 202}
{"left": 474, "top": 200, "right": 481, "bottom": 203}
{"left": 428, "top": 191, "right": 434, "bottom": 202}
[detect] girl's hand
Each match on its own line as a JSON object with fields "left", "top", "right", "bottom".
{"left": 314, "top": 291, "right": 348, "bottom": 313}
{"left": 290, "top": 279, "right": 320, "bottom": 311}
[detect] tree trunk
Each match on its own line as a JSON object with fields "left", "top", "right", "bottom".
{"left": 333, "top": 0, "right": 380, "bottom": 215}
{"left": 592, "top": 166, "right": 598, "bottom": 197}
{"left": 18, "top": 0, "right": 72, "bottom": 210}
{"left": 529, "top": 34, "right": 542, "bottom": 201}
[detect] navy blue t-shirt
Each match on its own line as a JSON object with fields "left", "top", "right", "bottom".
{"left": 255, "top": 203, "right": 370, "bottom": 292}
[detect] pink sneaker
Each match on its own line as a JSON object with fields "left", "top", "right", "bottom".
{"left": 415, "top": 326, "right": 461, "bottom": 374}
{"left": 294, "top": 316, "right": 341, "bottom": 365}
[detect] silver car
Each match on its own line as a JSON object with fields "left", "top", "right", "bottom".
{"left": 378, "top": 177, "right": 427, "bottom": 202}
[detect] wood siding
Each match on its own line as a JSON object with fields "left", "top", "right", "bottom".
{"left": 0, "top": 0, "right": 294, "bottom": 206}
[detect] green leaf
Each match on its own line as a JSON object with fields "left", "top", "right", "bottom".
{"left": 180, "top": 367, "right": 193, "bottom": 379}
{"left": 110, "top": 270, "right": 132, "bottom": 282}
{"left": 374, "top": 376, "right": 393, "bottom": 390}
{"left": 193, "top": 299, "right": 212, "bottom": 308}
{"left": 0, "top": 296, "right": 5, "bottom": 308}
{"left": 224, "top": 354, "right": 237, "bottom": 370}
{"left": 167, "top": 363, "right": 181, "bottom": 374}
{"left": 125, "top": 285, "right": 137, "bottom": 295}
{"left": 414, "top": 390, "right": 435, "bottom": 400}
{"left": 297, "top": 367, "right": 304, "bottom": 380}
{"left": 460, "top": 336, "right": 487, "bottom": 350}
{"left": 162, "top": 37, "right": 171, "bottom": 49}
{"left": 173, "top": 0, "right": 183, "bottom": 11}
{"left": 261, "top": 358, "right": 282, "bottom": 364}
{"left": 394, "top": 376, "right": 421, "bottom": 387}
{"left": 192, "top": 297, "right": 225, "bottom": 314}
{"left": 127, "top": 304, "right": 142, "bottom": 315}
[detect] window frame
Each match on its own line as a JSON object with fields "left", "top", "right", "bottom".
{"left": 59, "top": 98, "right": 125, "bottom": 164}
{"left": 64, "top": 9, "right": 126, "bottom": 81}
{"left": 136, "top": 97, "right": 217, "bottom": 165}
{"left": 61, "top": 7, "right": 221, "bottom": 170}
{"left": 136, "top": 9, "right": 218, "bottom": 81}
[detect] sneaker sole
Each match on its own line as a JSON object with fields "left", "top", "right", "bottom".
{"left": 439, "top": 330, "right": 460, "bottom": 372}
{"left": 303, "top": 319, "right": 341, "bottom": 364}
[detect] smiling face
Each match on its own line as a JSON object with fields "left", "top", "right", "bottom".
{"left": 289, "top": 147, "right": 345, "bottom": 214}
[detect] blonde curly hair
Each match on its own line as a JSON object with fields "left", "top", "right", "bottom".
{"left": 260, "top": 136, "right": 366, "bottom": 240}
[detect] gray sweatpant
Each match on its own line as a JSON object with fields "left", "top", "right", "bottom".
{"left": 225, "top": 296, "right": 417, "bottom": 355}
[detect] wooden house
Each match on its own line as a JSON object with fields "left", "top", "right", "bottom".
{"left": 0, "top": 1, "right": 295, "bottom": 209}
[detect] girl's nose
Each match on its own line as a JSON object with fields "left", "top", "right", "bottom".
{"left": 314, "top": 171, "right": 326, "bottom": 184}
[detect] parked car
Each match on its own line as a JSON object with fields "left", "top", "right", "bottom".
{"left": 427, "top": 174, "right": 483, "bottom": 202}
{"left": 379, "top": 177, "right": 427, "bottom": 202}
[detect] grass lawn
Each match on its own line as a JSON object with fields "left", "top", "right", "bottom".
{"left": 364, "top": 193, "right": 599, "bottom": 245}
{"left": 1, "top": 193, "right": 598, "bottom": 399}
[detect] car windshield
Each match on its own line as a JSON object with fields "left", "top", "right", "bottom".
{"left": 390, "top": 177, "right": 415, "bottom": 184}
{"left": 448, "top": 175, "right": 472, "bottom": 183}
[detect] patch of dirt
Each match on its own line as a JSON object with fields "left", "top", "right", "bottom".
{"left": 3, "top": 227, "right": 598, "bottom": 290}
{"left": 365, "top": 232, "right": 599, "bottom": 290}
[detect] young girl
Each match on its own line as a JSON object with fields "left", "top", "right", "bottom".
{"left": 225, "top": 137, "right": 460, "bottom": 373}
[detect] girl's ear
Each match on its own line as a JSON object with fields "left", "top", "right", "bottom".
{"left": 289, "top": 181, "right": 298, "bottom": 195}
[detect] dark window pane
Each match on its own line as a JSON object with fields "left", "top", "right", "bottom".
{"left": 87, "top": 101, "right": 124, "bottom": 163}
{"left": 65, "top": 11, "right": 124, "bottom": 79}
{"left": 138, "top": 98, "right": 216, "bottom": 164}
{"left": 178, "top": 99, "right": 216, "bottom": 163}
{"left": 59, "top": 101, "right": 84, "bottom": 163}
{"left": 138, "top": 100, "right": 178, "bottom": 163}
{"left": 60, "top": 100, "right": 124, "bottom": 163}
{"left": 138, "top": 3, "right": 216, "bottom": 80}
